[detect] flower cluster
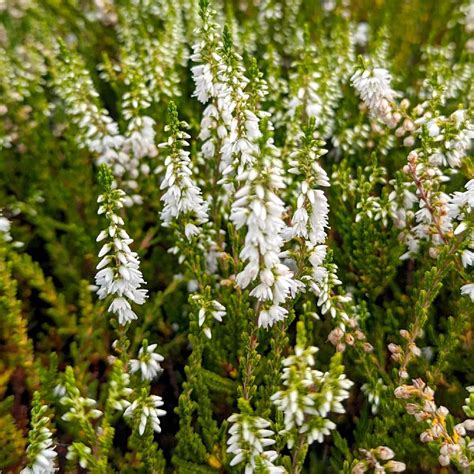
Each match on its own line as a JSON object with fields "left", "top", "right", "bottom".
{"left": 124, "top": 391, "right": 166, "bottom": 436}
{"left": 158, "top": 102, "right": 208, "bottom": 231}
{"left": 119, "top": 41, "right": 158, "bottom": 164}
{"left": 191, "top": 1, "right": 224, "bottom": 105}
{"left": 95, "top": 166, "right": 147, "bottom": 325}
{"left": 22, "top": 393, "right": 57, "bottom": 474}
{"left": 397, "top": 108, "right": 473, "bottom": 301}
{"left": 226, "top": 409, "right": 283, "bottom": 474}
{"left": 351, "top": 63, "right": 399, "bottom": 126}
{"left": 285, "top": 121, "right": 330, "bottom": 247}
{"left": 271, "top": 323, "right": 353, "bottom": 448}
{"left": 192, "top": 294, "right": 226, "bottom": 339}
{"left": 400, "top": 109, "right": 473, "bottom": 257}
{"left": 53, "top": 44, "right": 141, "bottom": 203}
{"left": 130, "top": 340, "right": 164, "bottom": 381}
{"left": 231, "top": 162, "right": 302, "bottom": 328}
{"left": 217, "top": 27, "right": 260, "bottom": 178}
{"left": 352, "top": 446, "right": 406, "bottom": 473}
{"left": 395, "top": 379, "right": 474, "bottom": 470}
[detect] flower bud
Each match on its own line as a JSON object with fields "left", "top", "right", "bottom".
{"left": 385, "top": 461, "right": 406, "bottom": 472}
{"left": 377, "top": 446, "right": 395, "bottom": 460}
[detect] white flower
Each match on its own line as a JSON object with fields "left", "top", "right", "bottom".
{"left": 130, "top": 343, "right": 164, "bottom": 381}
{"left": 461, "top": 283, "right": 474, "bottom": 301}
{"left": 124, "top": 394, "right": 166, "bottom": 436}
{"left": 271, "top": 338, "right": 352, "bottom": 448}
{"left": 258, "top": 305, "right": 287, "bottom": 329}
{"left": 184, "top": 223, "right": 200, "bottom": 239}
{"left": 65, "top": 443, "right": 92, "bottom": 469}
{"left": 197, "top": 299, "right": 226, "bottom": 339}
{"left": 351, "top": 66, "right": 396, "bottom": 124}
{"left": 158, "top": 106, "right": 208, "bottom": 228}
{"left": 231, "top": 164, "right": 302, "bottom": 327}
{"left": 227, "top": 413, "right": 283, "bottom": 474}
{"left": 95, "top": 184, "right": 148, "bottom": 325}
{"left": 354, "top": 22, "right": 369, "bottom": 46}
{"left": 0, "top": 213, "right": 12, "bottom": 242}
{"left": 22, "top": 432, "right": 57, "bottom": 474}
{"left": 53, "top": 385, "right": 66, "bottom": 398}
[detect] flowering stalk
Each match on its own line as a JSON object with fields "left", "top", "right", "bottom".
{"left": 52, "top": 42, "right": 142, "bottom": 204}
{"left": 124, "top": 387, "right": 166, "bottom": 436}
{"left": 158, "top": 101, "right": 208, "bottom": 234}
{"left": 351, "top": 57, "right": 400, "bottom": 127}
{"left": 395, "top": 379, "right": 474, "bottom": 470}
{"left": 22, "top": 392, "right": 57, "bottom": 474}
{"left": 95, "top": 165, "right": 148, "bottom": 326}
{"left": 271, "top": 322, "right": 353, "bottom": 472}
{"left": 224, "top": 46, "right": 301, "bottom": 327}
{"left": 226, "top": 399, "right": 283, "bottom": 473}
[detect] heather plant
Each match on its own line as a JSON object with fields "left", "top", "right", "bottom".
{"left": 0, "top": 0, "right": 473, "bottom": 473}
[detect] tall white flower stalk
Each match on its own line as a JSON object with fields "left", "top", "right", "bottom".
{"left": 53, "top": 43, "right": 141, "bottom": 204}
{"left": 286, "top": 23, "right": 353, "bottom": 140}
{"left": 214, "top": 32, "right": 301, "bottom": 328}
{"left": 158, "top": 101, "right": 208, "bottom": 236}
{"left": 191, "top": 1, "right": 233, "bottom": 193}
{"left": 217, "top": 27, "right": 260, "bottom": 180}
{"left": 230, "top": 148, "right": 301, "bottom": 328}
{"left": 122, "top": 76, "right": 157, "bottom": 162}
{"left": 191, "top": 0, "right": 223, "bottom": 105}
{"left": 283, "top": 121, "right": 338, "bottom": 326}
{"left": 117, "top": 2, "right": 185, "bottom": 104}
{"left": 95, "top": 166, "right": 147, "bottom": 325}
{"left": 284, "top": 121, "right": 366, "bottom": 351}
{"left": 159, "top": 102, "right": 226, "bottom": 337}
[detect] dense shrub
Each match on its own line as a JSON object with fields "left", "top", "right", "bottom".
{"left": 0, "top": 0, "right": 473, "bottom": 472}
